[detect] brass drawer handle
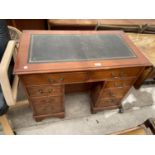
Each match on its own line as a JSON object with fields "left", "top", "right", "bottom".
{"left": 114, "top": 82, "right": 124, "bottom": 88}
{"left": 38, "top": 89, "right": 54, "bottom": 94}
{"left": 48, "top": 77, "right": 64, "bottom": 83}
{"left": 104, "top": 99, "right": 113, "bottom": 103}
{"left": 109, "top": 91, "right": 116, "bottom": 97}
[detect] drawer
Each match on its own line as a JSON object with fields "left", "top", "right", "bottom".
{"left": 26, "top": 85, "right": 64, "bottom": 97}
{"left": 30, "top": 96, "right": 64, "bottom": 115}
{"left": 89, "top": 67, "right": 141, "bottom": 81}
{"left": 101, "top": 87, "right": 130, "bottom": 99}
{"left": 21, "top": 71, "right": 88, "bottom": 86}
{"left": 104, "top": 79, "right": 135, "bottom": 88}
{"left": 95, "top": 98, "right": 121, "bottom": 107}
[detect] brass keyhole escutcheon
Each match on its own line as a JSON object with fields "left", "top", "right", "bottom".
{"left": 48, "top": 89, "right": 53, "bottom": 93}
{"left": 59, "top": 77, "right": 64, "bottom": 82}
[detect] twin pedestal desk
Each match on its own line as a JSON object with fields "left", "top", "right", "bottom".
{"left": 14, "top": 31, "right": 152, "bottom": 121}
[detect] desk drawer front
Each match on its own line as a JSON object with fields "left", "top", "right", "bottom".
{"left": 21, "top": 71, "right": 88, "bottom": 86}
{"left": 90, "top": 67, "right": 141, "bottom": 81}
{"left": 101, "top": 87, "right": 130, "bottom": 99}
{"left": 104, "top": 79, "right": 135, "bottom": 88}
{"left": 31, "top": 96, "right": 64, "bottom": 115}
{"left": 26, "top": 85, "right": 64, "bottom": 97}
{"left": 47, "top": 72, "right": 88, "bottom": 84}
{"left": 95, "top": 98, "right": 121, "bottom": 107}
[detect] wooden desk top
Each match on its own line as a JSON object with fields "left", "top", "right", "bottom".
{"left": 128, "top": 33, "right": 155, "bottom": 66}
{"left": 14, "top": 30, "right": 151, "bottom": 75}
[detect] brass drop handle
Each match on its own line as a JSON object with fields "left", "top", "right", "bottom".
{"left": 114, "top": 82, "right": 124, "bottom": 88}
{"left": 105, "top": 99, "right": 113, "bottom": 103}
{"left": 109, "top": 91, "right": 115, "bottom": 97}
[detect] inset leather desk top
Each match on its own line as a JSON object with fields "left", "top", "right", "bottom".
{"left": 14, "top": 30, "right": 151, "bottom": 75}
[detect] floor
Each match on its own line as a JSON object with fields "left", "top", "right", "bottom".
{"left": 1, "top": 84, "right": 155, "bottom": 135}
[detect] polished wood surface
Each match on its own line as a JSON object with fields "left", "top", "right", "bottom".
{"left": 128, "top": 33, "right": 155, "bottom": 65}
{"left": 14, "top": 30, "right": 152, "bottom": 121}
{"left": 128, "top": 33, "right": 155, "bottom": 78}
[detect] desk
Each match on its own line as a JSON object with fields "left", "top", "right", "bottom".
{"left": 14, "top": 30, "right": 151, "bottom": 121}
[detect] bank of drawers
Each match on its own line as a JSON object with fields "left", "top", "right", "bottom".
{"left": 31, "top": 96, "right": 64, "bottom": 115}
{"left": 91, "top": 78, "right": 135, "bottom": 108}
{"left": 26, "top": 85, "right": 64, "bottom": 116}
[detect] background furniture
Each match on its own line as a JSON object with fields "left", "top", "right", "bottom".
{"left": 0, "top": 20, "right": 12, "bottom": 135}
{"left": 128, "top": 33, "right": 155, "bottom": 81}
{"left": 48, "top": 19, "right": 155, "bottom": 33}
{"left": 7, "top": 19, "right": 48, "bottom": 31}
{"left": 14, "top": 30, "right": 151, "bottom": 121}
{"left": 6, "top": 19, "right": 155, "bottom": 33}
{"left": 0, "top": 25, "right": 28, "bottom": 134}
{"left": 111, "top": 118, "right": 155, "bottom": 135}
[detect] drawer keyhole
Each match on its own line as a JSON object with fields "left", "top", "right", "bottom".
{"left": 48, "top": 89, "right": 53, "bottom": 93}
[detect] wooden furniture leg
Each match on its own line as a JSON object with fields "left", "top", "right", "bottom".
{"left": 0, "top": 114, "right": 14, "bottom": 135}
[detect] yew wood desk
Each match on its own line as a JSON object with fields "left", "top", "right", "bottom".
{"left": 14, "top": 30, "right": 151, "bottom": 121}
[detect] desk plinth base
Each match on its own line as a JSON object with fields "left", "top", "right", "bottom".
{"left": 33, "top": 112, "right": 65, "bottom": 122}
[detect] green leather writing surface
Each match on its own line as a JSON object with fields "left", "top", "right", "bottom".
{"left": 28, "top": 34, "right": 136, "bottom": 63}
